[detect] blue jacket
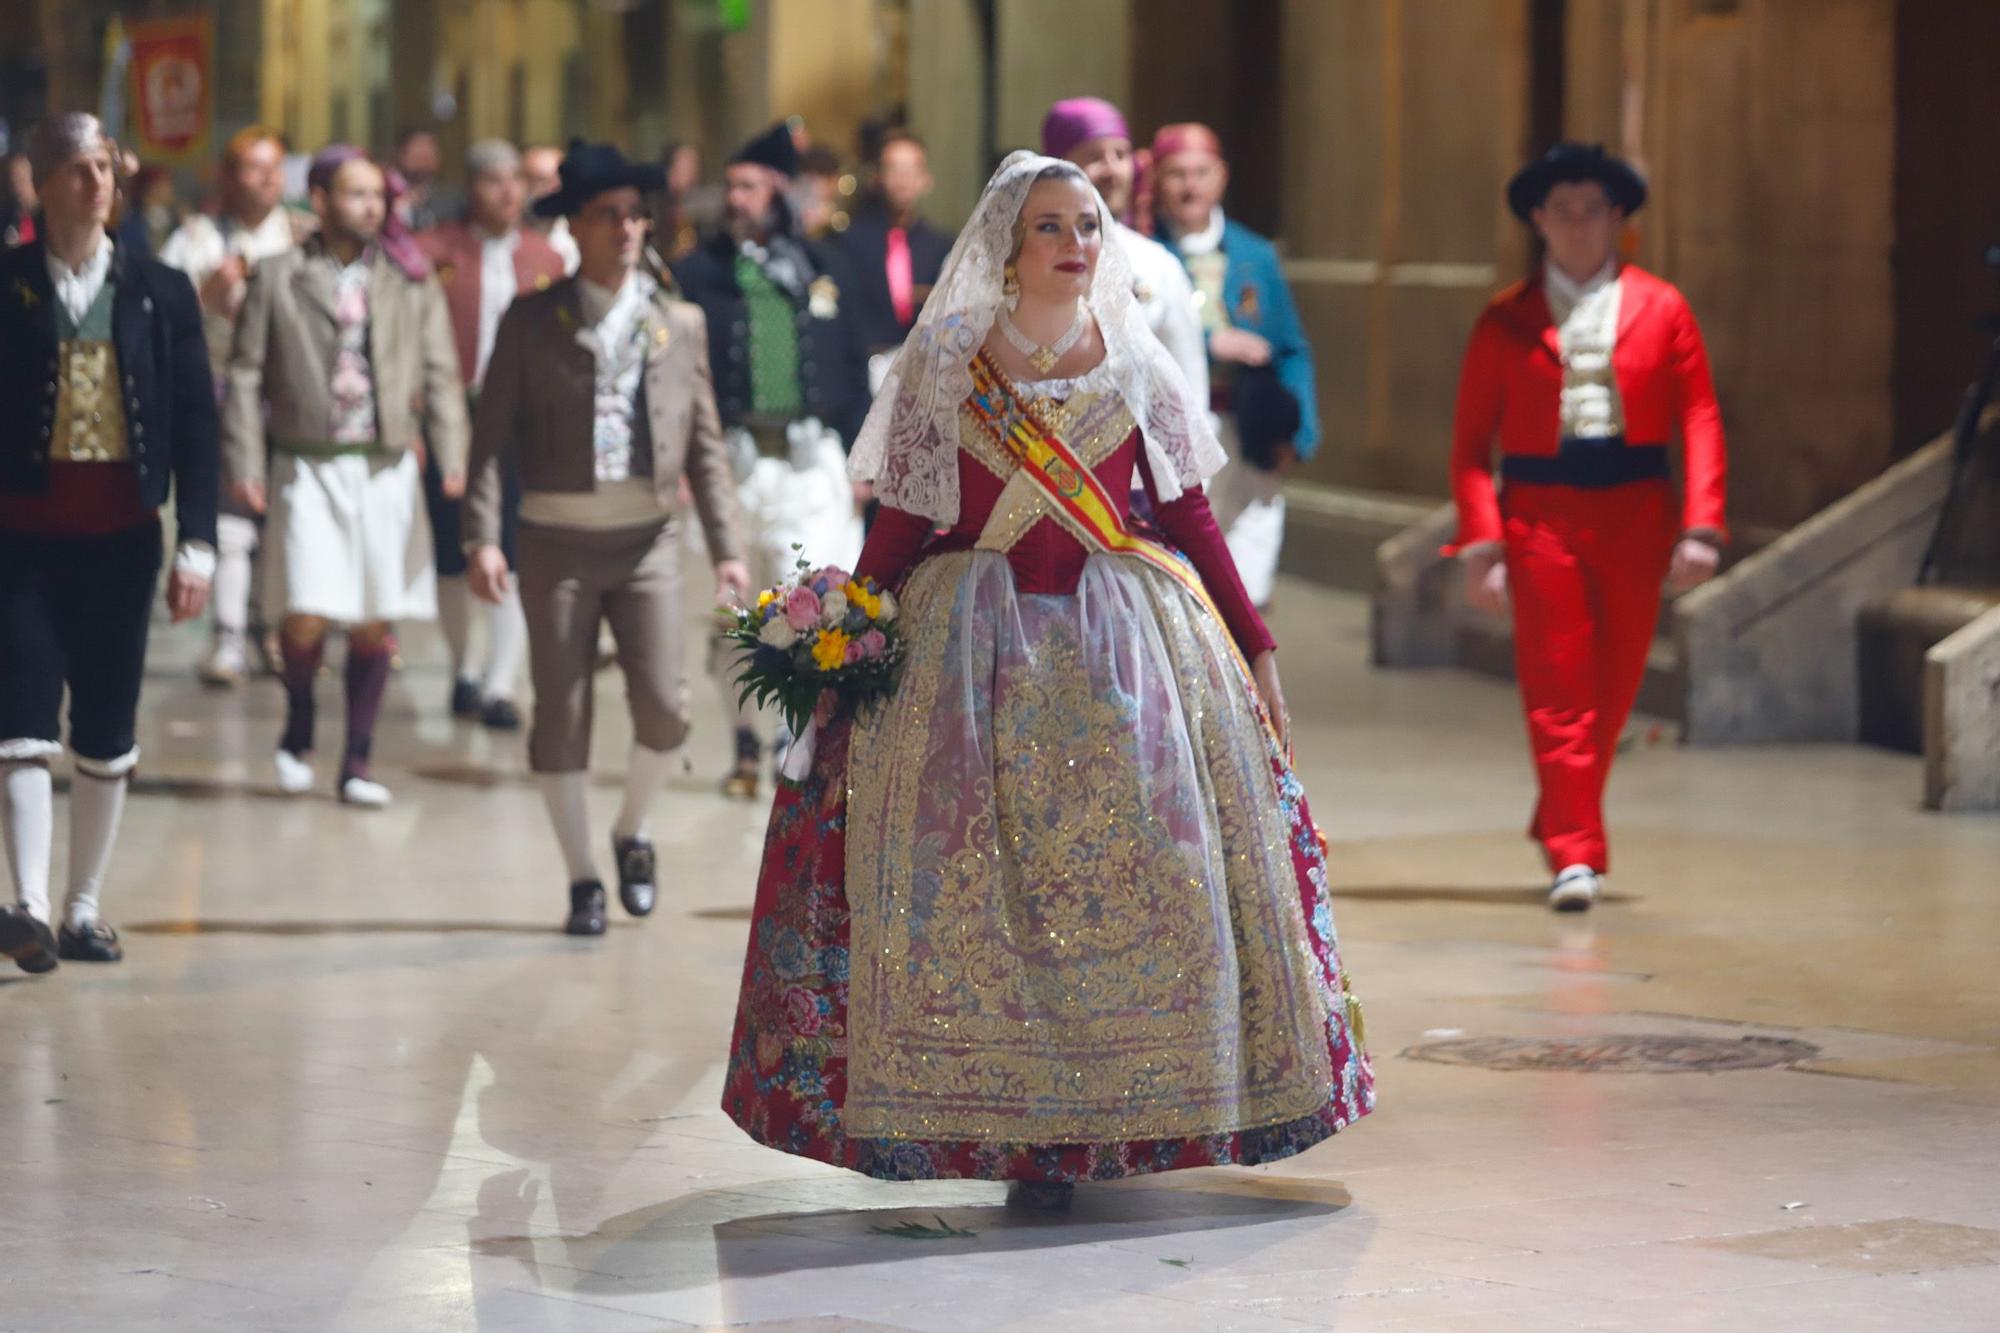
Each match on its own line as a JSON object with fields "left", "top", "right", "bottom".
{"left": 1170, "top": 217, "right": 1320, "bottom": 457}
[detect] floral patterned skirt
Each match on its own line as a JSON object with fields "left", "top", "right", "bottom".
{"left": 721, "top": 552, "right": 1373, "bottom": 1182}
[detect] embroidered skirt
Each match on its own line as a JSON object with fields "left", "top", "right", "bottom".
{"left": 722, "top": 550, "right": 1371, "bottom": 1181}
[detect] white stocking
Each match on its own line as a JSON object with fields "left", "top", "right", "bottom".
{"left": 437, "top": 574, "right": 474, "bottom": 682}
{"left": 481, "top": 582, "right": 528, "bottom": 701}
{"left": 1, "top": 760, "right": 55, "bottom": 922}
{"left": 65, "top": 765, "right": 130, "bottom": 930}
{"left": 614, "top": 744, "right": 676, "bottom": 841}
{"left": 538, "top": 772, "right": 596, "bottom": 883}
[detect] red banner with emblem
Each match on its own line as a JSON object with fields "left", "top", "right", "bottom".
{"left": 127, "top": 17, "right": 214, "bottom": 166}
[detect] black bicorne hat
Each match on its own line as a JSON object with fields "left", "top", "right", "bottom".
{"left": 1232, "top": 365, "right": 1303, "bottom": 473}
{"left": 532, "top": 138, "right": 668, "bottom": 219}
{"left": 730, "top": 121, "right": 800, "bottom": 179}
{"left": 1505, "top": 142, "right": 1647, "bottom": 222}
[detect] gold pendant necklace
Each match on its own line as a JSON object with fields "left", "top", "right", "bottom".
{"left": 999, "top": 304, "right": 1087, "bottom": 375}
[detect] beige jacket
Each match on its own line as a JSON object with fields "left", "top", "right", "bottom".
{"left": 222, "top": 240, "right": 468, "bottom": 484}
{"left": 465, "top": 276, "right": 744, "bottom": 563}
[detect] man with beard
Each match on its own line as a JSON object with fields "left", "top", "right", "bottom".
{"left": 1152, "top": 122, "right": 1318, "bottom": 609}
{"left": 224, "top": 146, "right": 466, "bottom": 809}
{"left": 834, "top": 129, "right": 954, "bottom": 375}
{"left": 0, "top": 113, "right": 217, "bottom": 971}
{"left": 465, "top": 140, "right": 747, "bottom": 935}
{"left": 160, "top": 125, "right": 310, "bottom": 688}
{"left": 1042, "top": 99, "right": 1206, "bottom": 406}
{"left": 418, "top": 140, "right": 568, "bottom": 731}
{"left": 672, "top": 122, "right": 870, "bottom": 799}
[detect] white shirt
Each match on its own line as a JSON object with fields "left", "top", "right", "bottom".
{"left": 157, "top": 207, "right": 297, "bottom": 285}
{"left": 518, "top": 270, "right": 671, "bottom": 532}
{"left": 46, "top": 234, "right": 114, "bottom": 327}
{"left": 473, "top": 227, "right": 521, "bottom": 390}
{"left": 1544, "top": 258, "right": 1625, "bottom": 440}
{"left": 1119, "top": 221, "right": 1208, "bottom": 410}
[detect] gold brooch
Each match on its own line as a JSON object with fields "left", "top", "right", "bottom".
{"left": 14, "top": 278, "right": 38, "bottom": 310}
{"left": 809, "top": 275, "right": 840, "bottom": 320}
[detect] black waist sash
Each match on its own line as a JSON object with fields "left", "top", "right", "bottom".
{"left": 1502, "top": 436, "right": 1668, "bottom": 489}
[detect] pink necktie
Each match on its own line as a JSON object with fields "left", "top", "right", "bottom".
{"left": 886, "top": 226, "right": 915, "bottom": 328}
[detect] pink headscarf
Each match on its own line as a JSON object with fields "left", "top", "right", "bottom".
{"left": 308, "top": 144, "right": 428, "bottom": 281}
{"left": 1149, "top": 122, "right": 1225, "bottom": 165}
{"left": 1040, "top": 97, "right": 1131, "bottom": 163}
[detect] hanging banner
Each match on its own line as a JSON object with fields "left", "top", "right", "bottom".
{"left": 126, "top": 16, "right": 214, "bottom": 165}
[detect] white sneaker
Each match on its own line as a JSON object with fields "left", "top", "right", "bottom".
{"left": 1549, "top": 864, "right": 1602, "bottom": 912}
{"left": 274, "top": 750, "right": 315, "bottom": 795}
{"left": 338, "top": 776, "right": 392, "bottom": 808}
{"left": 199, "top": 635, "right": 247, "bottom": 688}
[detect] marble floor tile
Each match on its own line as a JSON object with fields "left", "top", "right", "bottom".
{"left": 5, "top": 582, "right": 1999, "bottom": 1330}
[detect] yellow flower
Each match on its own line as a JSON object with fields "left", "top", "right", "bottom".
{"left": 844, "top": 581, "right": 881, "bottom": 619}
{"left": 757, "top": 589, "right": 777, "bottom": 610}
{"left": 811, "top": 628, "right": 850, "bottom": 671}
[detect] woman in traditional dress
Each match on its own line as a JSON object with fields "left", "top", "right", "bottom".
{"left": 721, "top": 153, "right": 1372, "bottom": 1207}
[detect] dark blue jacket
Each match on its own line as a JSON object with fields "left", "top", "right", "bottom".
{"left": 0, "top": 237, "right": 219, "bottom": 546}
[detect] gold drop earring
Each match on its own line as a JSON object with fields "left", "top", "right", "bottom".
{"left": 1002, "top": 262, "right": 1020, "bottom": 303}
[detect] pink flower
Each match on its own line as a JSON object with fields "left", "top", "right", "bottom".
{"left": 782, "top": 986, "right": 823, "bottom": 1036}
{"left": 784, "top": 586, "right": 822, "bottom": 631}
{"left": 843, "top": 640, "right": 866, "bottom": 665}
{"left": 814, "top": 565, "right": 851, "bottom": 589}
{"left": 857, "top": 629, "right": 888, "bottom": 660}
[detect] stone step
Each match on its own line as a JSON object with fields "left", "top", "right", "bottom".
{"left": 1857, "top": 583, "right": 2000, "bottom": 753}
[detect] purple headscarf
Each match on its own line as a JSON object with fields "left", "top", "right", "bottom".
{"left": 308, "top": 144, "right": 427, "bottom": 281}
{"left": 1040, "top": 97, "right": 1132, "bottom": 163}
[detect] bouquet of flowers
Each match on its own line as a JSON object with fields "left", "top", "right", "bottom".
{"left": 721, "top": 555, "right": 904, "bottom": 744}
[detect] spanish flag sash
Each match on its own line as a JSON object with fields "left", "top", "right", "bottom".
{"left": 966, "top": 352, "right": 1284, "bottom": 751}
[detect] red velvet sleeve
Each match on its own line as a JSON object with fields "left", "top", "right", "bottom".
{"left": 1443, "top": 310, "right": 1508, "bottom": 556}
{"left": 1669, "top": 294, "right": 1729, "bottom": 542}
{"left": 854, "top": 504, "right": 936, "bottom": 590}
{"left": 1137, "top": 450, "right": 1278, "bottom": 659}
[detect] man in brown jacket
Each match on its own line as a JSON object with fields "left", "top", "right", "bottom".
{"left": 466, "top": 141, "right": 747, "bottom": 937}
{"left": 224, "top": 145, "right": 467, "bottom": 809}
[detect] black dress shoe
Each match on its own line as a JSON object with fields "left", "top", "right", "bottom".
{"left": 57, "top": 920, "right": 123, "bottom": 963}
{"left": 449, "top": 678, "right": 482, "bottom": 717}
{"left": 0, "top": 906, "right": 59, "bottom": 974}
{"left": 564, "top": 880, "right": 607, "bottom": 936}
{"left": 480, "top": 697, "right": 522, "bottom": 731}
{"left": 612, "top": 835, "right": 657, "bottom": 917}
{"left": 1006, "top": 1180, "right": 1075, "bottom": 1211}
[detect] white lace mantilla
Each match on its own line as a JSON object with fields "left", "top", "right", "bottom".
{"left": 848, "top": 151, "right": 1224, "bottom": 526}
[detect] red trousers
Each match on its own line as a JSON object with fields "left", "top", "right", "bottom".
{"left": 1502, "top": 479, "right": 1675, "bottom": 873}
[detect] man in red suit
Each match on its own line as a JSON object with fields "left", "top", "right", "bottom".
{"left": 1447, "top": 143, "right": 1726, "bottom": 911}
{"left": 419, "top": 140, "right": 569, "bottom": 729}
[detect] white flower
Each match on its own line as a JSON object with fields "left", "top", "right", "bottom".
{"left": 876, "top": 589, "right": 898, "bottom": 623}
{"left": 820, "top": 590, "right": 849, "bottom": 627}
{"left": 758, "top": 618, "right": 799, "bottom": 650}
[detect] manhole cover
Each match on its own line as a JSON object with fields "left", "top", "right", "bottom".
{"left": 1402, "top": 1034, "right": 1821, "bottom": 1073}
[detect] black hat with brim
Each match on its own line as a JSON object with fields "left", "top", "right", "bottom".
{"left": 532, "top": 138, "right": 667, "bottom": 219}
{"left": 1506, "top": 142, "right": 1647, "bottom": 222}
{"left": 1233, "top": 365, "right": 1303, "bottom": 473}
{"left": 729, "top": 122, "right": 799, "bottom": 179}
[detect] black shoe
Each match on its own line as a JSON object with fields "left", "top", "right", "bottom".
{"left": 612, "top": 835, "right": 657, "bottom": 917}
{"left": 480, "top": 697, "right": 522, "bottom": 731}
{"left": 0, "top": 906, "right": 59, "bottom": 974}
{"left": 564, "top": 880, "right": 607, "bottom": 936}
{"left": 1006, "top": 1181, "right": 1075, "bottom": 1211}
{"left": 57, "top": 920, "right": 122, "bottom": 963}
{"left": 450, "top": 678, "right": 481, "bottom": 717}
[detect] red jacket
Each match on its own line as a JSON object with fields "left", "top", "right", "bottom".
{"left": 1445, "top": 264, "right": 1726, "bottom": 554}
{"left": 417, "top": 222, "right": 569, "bottom": 389}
